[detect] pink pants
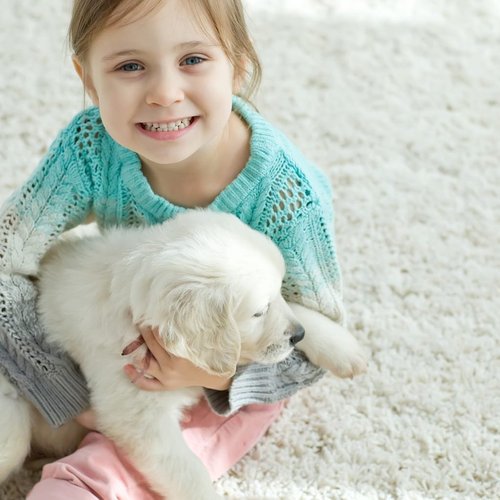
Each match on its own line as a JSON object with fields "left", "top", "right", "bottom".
{"left": 27, "top": 398, "right": 285, "bottom": 500}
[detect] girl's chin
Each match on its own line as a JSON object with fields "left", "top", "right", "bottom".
{"left": 136, "top": 150, "right": 196, "bottom": 169}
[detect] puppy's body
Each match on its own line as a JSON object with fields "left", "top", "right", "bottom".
{"left": 39, "top": 222, "right": 216, "bottom": 497}
{"left": 0, "top": 210, "right": 367, "bottom": 499}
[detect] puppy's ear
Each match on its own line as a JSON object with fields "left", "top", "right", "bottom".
{"left": 161, "top": 283, "right": 240, "bottom": 378}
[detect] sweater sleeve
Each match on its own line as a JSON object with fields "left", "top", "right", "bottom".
{"left": 0, "top": 124, "right": 94, "bottom": 427}
{"left": 204, "top": 350, "right": 324, "bottom": 415}
{"left": 205, "top": 162, "right": 344, "bottom": 415}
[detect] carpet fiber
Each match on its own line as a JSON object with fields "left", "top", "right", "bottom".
{"left": 0, "top": 0, "right": 498, "bottom": 498}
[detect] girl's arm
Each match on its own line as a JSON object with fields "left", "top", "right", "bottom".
{"left": 205, "top": 167, "right": 345, "bottom": 414}
{"left": 205, "top": 200, "right": 342, "bottom": 414}
{"left": 0, "top": 125, "right": 94, "bottom": 427}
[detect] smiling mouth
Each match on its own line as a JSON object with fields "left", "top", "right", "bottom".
{"left": 140, "top": 117, "right": 194, "bottom": 132}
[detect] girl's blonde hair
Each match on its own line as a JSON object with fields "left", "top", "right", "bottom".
{"left": 68, "top": 0, "right": 262, "bottom": 100}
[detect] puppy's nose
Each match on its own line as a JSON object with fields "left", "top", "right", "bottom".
{"left": 288, "top": 324, "right": 305, "bottom": 345}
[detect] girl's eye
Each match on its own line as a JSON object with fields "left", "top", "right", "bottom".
{"left": 118, "top": 62, "right": 143, "bottom": 72}
{"left": 182, "top": 56, "right": 205, "bottom": 66}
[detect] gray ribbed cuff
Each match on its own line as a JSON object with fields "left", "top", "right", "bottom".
{"left": 204, "top": 350, "right": 324, "bottom": 415}
{"left": 22, "top": 364, "right": 90, "bottom": 428}
{"left": 0, "top": 274, "right": 90, "bottom": 427}
{"left": 0, "top": 350, "right": 90, "bottom": 427}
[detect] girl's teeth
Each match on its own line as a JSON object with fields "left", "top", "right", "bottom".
{"left": 143, "top": 118, "right": 192, "bottom": 132}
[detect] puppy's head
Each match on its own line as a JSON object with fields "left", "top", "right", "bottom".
{"left": 126, "top": 211, "right": 304, "bottom": 376}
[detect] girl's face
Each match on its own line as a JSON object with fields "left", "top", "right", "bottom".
{"left": 77, "top": 0, "right": 237, "bottom": 171}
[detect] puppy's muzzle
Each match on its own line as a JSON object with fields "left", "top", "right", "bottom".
{"left": 287, "top": 323, "right": 305, "bottom": 345}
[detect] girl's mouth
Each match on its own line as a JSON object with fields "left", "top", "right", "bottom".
{"left": 139, "top": 117, "right": 195, "bottom": 132}
{"left": 136, "top": 116, "right": 198, "bottom": 141}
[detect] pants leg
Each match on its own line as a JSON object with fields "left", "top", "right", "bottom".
{"left": 27, "top": 399, "right": 285, "bottom": 499}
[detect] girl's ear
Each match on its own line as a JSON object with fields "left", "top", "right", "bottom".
{"left": 72, "top": 55, "right": 99, "bottom": 106}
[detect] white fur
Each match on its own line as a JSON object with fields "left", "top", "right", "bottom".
{"left": 0, "top": 210, "right": 366, "bottom": 499}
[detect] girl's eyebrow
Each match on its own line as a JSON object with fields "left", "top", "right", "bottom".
{"left": 102, "top": 50, "right": 143, "bottom": 62}
{"left": 101, "top": 41, "right": 218, "bottom": 62}
{"left": 176, "top": 40, "right": 218, "bottom": 50}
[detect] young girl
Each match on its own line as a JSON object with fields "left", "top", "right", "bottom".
{"left": 0, "top": 0, "right": 344, "bottom": 497}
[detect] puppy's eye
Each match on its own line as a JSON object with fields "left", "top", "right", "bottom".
{"left": 253, "top": 303, "right": 270, "bottom": 318}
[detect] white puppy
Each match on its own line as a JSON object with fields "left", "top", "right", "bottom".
{"left": 0, "top": 210, "right": 366, "bottom": 499}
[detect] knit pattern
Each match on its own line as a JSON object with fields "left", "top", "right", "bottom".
{"left": 0, "top": 275, "right": 90, "bottom": 427}
{"left": 0, "top": 96, "right": 343, "bottom": 426}
{"left": 205, "top": 350, "right": 325, "bottom": 415}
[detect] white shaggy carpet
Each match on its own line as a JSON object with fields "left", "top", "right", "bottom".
{"left": 1, "top": 0, "right": 499, "bottom": 498}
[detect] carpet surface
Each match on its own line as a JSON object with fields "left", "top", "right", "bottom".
{"left": 0, "top": 0, "right": 498, "bottom": 498}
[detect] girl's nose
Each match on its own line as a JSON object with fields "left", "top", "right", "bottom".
{"left": 145, "top": 69, "right": 184, "bottom": 107}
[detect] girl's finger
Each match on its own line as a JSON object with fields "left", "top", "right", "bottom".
{"left": 141, "top": 355, "right": 161, "bottom": 378}
{"left": 123, "top": 364, "right": 164, "bottom": 391}
{"left": 133, "top": 376, "right": 164, "bottom": 392}
{"left": 141, "top": 328, "right": 169, "bottom": 361}
{"left": 121, "top": 335, "right": 145, "bottom": 356}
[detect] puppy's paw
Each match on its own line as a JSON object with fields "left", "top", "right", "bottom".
{"left": 321, "top": 334, "right": 368, "bottom": 378}
{"left": 289, "top": 303, "right": 368, "bottom": 379}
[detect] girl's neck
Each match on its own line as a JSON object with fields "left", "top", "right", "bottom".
{"left": 140, "top": 112, "right": 250, "bottom": 208}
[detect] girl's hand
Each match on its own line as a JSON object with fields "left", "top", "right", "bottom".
{"left": 123, "top": 327, "right": 232, "bottom": 392}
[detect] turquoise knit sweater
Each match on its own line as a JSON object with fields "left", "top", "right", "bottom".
{"left": 0, "top": 96, "right": 344, "bottom": 426}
